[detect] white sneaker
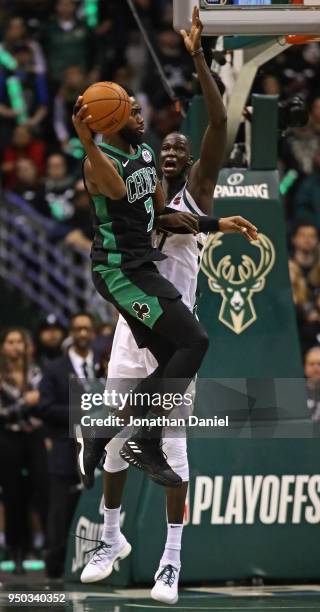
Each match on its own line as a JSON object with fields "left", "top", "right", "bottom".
{"left": 80, "top": 535, "right": 131, "bottom": 583}
{"left": 151, "top": 563, "right": 180, "bottom": 605}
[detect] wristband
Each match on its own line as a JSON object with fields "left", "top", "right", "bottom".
{"left": 198, "top": 216, "right": 220, "bottom": 233}
{"left": 191, "top": 47, "right": 204, "bottom": 57}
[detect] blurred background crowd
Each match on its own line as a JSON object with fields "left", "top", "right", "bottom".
{"left": 0, "top": 0, "right": 320, "bottom": 578}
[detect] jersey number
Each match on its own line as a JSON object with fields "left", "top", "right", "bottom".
{"left": 144, "top": 197, "right": 154, "bottom": 233}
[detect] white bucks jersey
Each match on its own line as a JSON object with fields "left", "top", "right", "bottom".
{"left": 153, "top": 187, "right": 207, "bottom": 311}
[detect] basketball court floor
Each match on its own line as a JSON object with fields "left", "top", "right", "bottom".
{"left": 1, "top": 580, "right": 320, "bottom": 611}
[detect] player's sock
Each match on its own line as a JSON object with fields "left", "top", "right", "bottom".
{"left": 160, "top": 523, "right": 183, "bottom": 567}
{"left": 102, "top": 506, "right": 122, "bottom": 545}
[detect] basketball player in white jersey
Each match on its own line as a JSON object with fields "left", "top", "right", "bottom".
{"left": 80, "top": 7, "right": 257, "bottom": 604}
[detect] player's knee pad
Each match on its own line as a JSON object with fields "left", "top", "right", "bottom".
{"left": 162, "top": 432, "right": 189, "bottom": 482}
{"left": 103, "top": 436, "right": 128, "bottom": 473}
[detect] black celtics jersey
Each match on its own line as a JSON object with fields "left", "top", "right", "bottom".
{"left": 88, "top": 142, "right": 166, "bottom": 270}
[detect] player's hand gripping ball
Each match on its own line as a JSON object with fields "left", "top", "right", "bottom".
{"left": 80, "top": 82, "right": 132, "bottom": 135}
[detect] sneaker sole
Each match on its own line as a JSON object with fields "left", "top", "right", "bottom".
{"left": 80, "top": 542, "right": 132, "bottom": 584}
{"left": 119, "top": 446, "right": 182, "bottom": 488}
{"left": 151, "top": 588, "right": 179, "bottom": 605}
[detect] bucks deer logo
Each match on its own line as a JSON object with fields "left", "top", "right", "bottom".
{"left": 201, "top": 233, "right": 275, "bottom": 334}
{"left": 132, "top": 302, "right": 150, "bottom": 321}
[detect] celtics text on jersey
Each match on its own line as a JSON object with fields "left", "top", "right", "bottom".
{"left": 88, "top": 142, "right": 166, "bottom": 270}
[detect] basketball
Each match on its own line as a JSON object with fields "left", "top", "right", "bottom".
{"left": 81, "top": 82, "right": 132, "bottom": 135}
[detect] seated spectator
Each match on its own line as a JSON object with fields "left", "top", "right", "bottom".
{"left": 44, "top": 152, "right": 75, "bottom": 222}
{"left": 288, "top": 259, "right": 310, "bottom": 353}
{"left": 0, "top": 15, "right": 46, "bottom": 75}
{"left": 93, "top": 321, "right": 115, "bottom": 376}
{"left": 292, "top": 151, "right": 320, "bottom": 229}
{"left": 14, "top": 158, "right": 45, "bottom": 211}
{"left": 261, "top": 73, "right": 282, "bottom": 97}
{"left": 40, "top": 0, "right": 98, "bottom": 87}
{"left": 35, "top": 314, "right": 66, "bottom": 369}
{"left": 7, "top": 1, "right": 55, "bottom": 23}
{"left": 145, "top": 94, "right": 182, "bottom": 156}
{"left": 63, "top": 179, "right": 94, "bottom": 251}
{"left": 10, "top": 43, "right": 48, "bottom": 129}
{"left": 304, "top": 346, "right": 320, "bottom": 421}
{"left": 288, "top": 259, "right": 309, "bottom": 308}
{"left": 53, "top": 65, "right": 87, "bottom": 150}
{"left": 300, "top": 290, "right": 320, "bottom": 354}
{"left": 0, "top": 328, "right": 48, "bottom": 574}
{"left": 280, "top": 96, "right": 320, "bottom": 177}
{"left": 122, "top": 0, "right": 165, "bottom": 37}
{"left": 143, "top": 27, "right": 193, "bottom": 107}
{"left": 1, "top": 124, "right": 46, "bottom": 189}
{"left": 290, "top": 223, "right": 320, "bottom": 292}
{"left": 0, "top": 18, "right": 47, "bottom": 148}
{"left": 92, "top": 0, "right": 125, "bottom": 79}
{"left": 109, "top": 63, "right": 135, "bottom": 94}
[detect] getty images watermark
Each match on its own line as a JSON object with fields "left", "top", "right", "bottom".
{"left": 69, "top": 378, "right": 320, "bottom": 438}
{"left": 79, "top": 389, "right": 229, "bottom": 429}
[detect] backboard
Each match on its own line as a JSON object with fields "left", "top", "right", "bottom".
{"left": 173, "top": 0, "right": 320, "bottom": 35}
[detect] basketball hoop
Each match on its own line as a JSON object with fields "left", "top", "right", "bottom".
{"left": 173, "top": 0, "right": 320, "bottom": 35}
{"left": 285, "top": 34, "right": 320, "bottom": 44}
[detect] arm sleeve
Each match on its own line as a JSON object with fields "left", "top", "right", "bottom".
{"left": 155, "top": 208, "right": 220, "bottom": 234}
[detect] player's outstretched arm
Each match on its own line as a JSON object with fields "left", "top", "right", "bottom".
{"left": 207, "top": 216, "right": 258, "bottom": 242}
{"left": 181, "top": 6, "right": 227, "bottom": 215}
{"left": 72, "top": 97, "right": 126, "bottom": 200}
{"left": 156, "top": 209, "right": 258, "bottom": 241}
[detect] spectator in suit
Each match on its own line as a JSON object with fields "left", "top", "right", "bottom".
{"left": 39, "top": 312, "right": 100, "bottom": 578}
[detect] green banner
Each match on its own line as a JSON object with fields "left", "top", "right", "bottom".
{"left": 133, "top": 439, "right": 320, "bottom": 583}
{"left": 199, "top": 169, "right": 303, "bottom": 377}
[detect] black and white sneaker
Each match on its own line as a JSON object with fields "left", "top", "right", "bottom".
{"left": 119, "top": 437, "right": 182, "bottom": 487}
{"left": 76, "top": 426, "right": 109, "bottom": 489}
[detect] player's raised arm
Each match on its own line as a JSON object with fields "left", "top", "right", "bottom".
{"left": 181, "top": 6, "right": 227, "bottom": 215}
{"left": 72, "top": 97, "right": 126, "bottom": 200}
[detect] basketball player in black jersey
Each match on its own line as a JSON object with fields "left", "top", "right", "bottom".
{"left": 72, "top": 8, "right": 257, "bottom": 491}
{"left": 72, "top": 90, "right": 212, "bottom": 488}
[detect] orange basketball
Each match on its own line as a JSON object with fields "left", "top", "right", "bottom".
{"left": 81, "top": 82, "right": 132, "bottom": 135}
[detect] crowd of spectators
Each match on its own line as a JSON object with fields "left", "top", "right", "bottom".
{"left": 0, "top": 311, "right": 116, "bottom": 575}
{"left": 1, "top": 0, "right": 320, "bottom": 574}
{"left": 0, "top": 0, "right": 188, "bottom": 250}
{"left": 0, "top": 1, "right": 320, "bottom": 353}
